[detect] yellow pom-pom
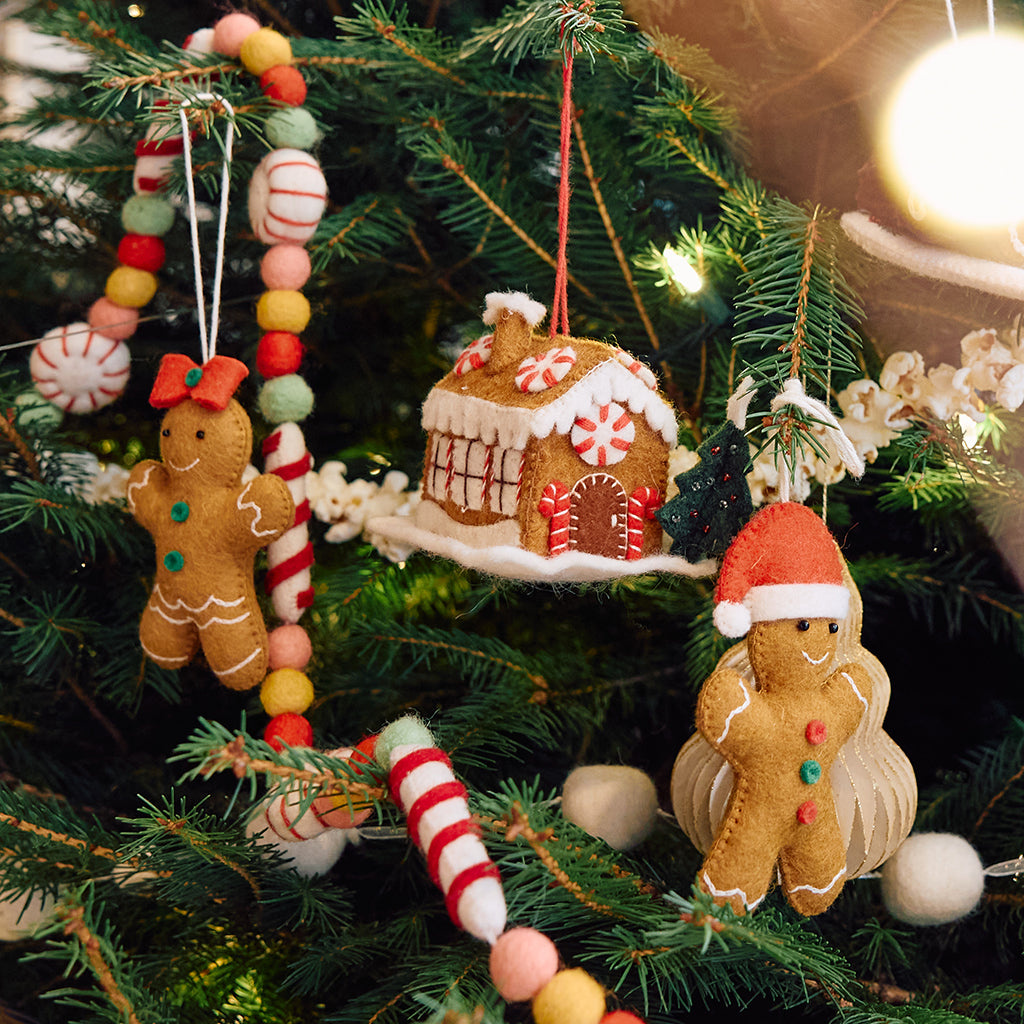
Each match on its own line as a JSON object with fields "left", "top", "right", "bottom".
{"left": 532, "top": 969, "right": 606, "bottom": 1024}
{"left": 257, "top": 290, "right": 311, "bottom": 333}
{"left": 105, "top": 265, "right": 157, "bottom": 308}
{"left": 240, "top": 27, "right": 292, "bottom": 75}
{"left": 261, "top": 668, "right": 314, "bottom": 716}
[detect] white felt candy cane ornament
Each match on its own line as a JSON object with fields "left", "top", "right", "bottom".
{"left": 376, "top": 717, "right": 507, "bottom": 944}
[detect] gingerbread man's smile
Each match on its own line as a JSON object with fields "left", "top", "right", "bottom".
{"left": 802, "top": 649, "right": 830, "bottom": 665}
{"left": 166, "top": 455, "right": 200, "bottom": 472}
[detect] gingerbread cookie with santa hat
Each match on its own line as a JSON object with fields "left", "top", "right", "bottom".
{"left": 695, "top": 501, "right": 872, "bottom": 916}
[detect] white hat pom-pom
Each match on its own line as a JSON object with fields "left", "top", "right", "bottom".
{"left": 881, "top": 832, "right": 986, "bottom": 926}
{"left": 714, "top": 600, "right": 751, "bottom": 638}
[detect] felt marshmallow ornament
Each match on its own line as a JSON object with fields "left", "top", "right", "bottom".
{"left": 671, "top": 502, "right": 917, "bottom": 915}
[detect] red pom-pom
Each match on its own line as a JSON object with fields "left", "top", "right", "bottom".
{"left": 352, "top": 734, "right": 378, "bottom": 765}
{"left": 117, "top": 234, "right": 166, "bottom": 273}
{"left": 264, "top": 712, "right": 314, "bottom": 751}
{"left": 601, "top": 1013, "right": 647, "bottom": 1024}
{"left": 257, "top": 331, "right": 305, "bottom": 378}
{"left": 260, "top": 65, "right": 307, "bottom": 106}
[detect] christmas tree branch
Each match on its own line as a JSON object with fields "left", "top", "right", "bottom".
{"left": 55, "top": 899, "right": 142, "bottom": 1024}
{"left": 0, "top": 414, "right": 41, "bottom": 480}
{"left": 0, "top": 812, "right": 117, "bottom": 862}
{"left": 788, "top": 209, "right": 820, "bottom": 379}
{"left": 370, "top": 15, "right": 469, "bottom": 88}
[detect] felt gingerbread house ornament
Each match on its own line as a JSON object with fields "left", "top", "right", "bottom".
{"left": 671, "top": 502, "right": 917, "bottom": 916}
{"left": 370, "top": 292, "right": 715, "bottom": 582}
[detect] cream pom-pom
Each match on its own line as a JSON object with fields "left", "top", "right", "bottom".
{"left": 561, "top": 765, "right": 659, "bottom": 851}
{"left": 0, "top": 888, "right": 56, "bottom": 941}
{"left": 881, "top": 832, "right": 986, "bottom": 926}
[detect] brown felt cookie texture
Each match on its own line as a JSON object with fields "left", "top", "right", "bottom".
{"left": 128, "top": 360, "right": 294, "bottom": 690}
{"left": 673, "top": 502, "right": 917, "bottom": 916}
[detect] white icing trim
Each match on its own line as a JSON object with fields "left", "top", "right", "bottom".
{"left": 422, "top": 358, "right": 678, "bottom": 447}
{"left": 746, "top": 583, "right": 849, "bottom": 623}
{"left": 482, "top": 291, "right": 546, "bottom": 328}
{"left": 786, "top": 864, "right": 846, "bottom": 896}
{"left": 716, "top": 679, "right": 751, "bottom": 743}
{"left": 126, "top": 463, "right": 156, "bottom": 513}
{"left": 841, "top": 671, "right": 869, "bottom": 711}
{"left": 214, "top": 646, "right": 261, "bottom": 677}
{"left": 166, "top": 455, "right": 200, "bottom": 472}
{"left": 237, "top": 479, "right": 280, "bottom": 537}
{"left": 150, "top": 584, "right": 246, "bottom": 613}
{"left": 841, "top": 210, "right": 1024, "bottom": 301}
{"left": 366, "top": 512, "right": 716, "bottom": 583}
{"left": 702, "top": 870, "right": 766, "bottom": 911}
{"left": 148, "top": 600, "right": 250, "bottom": 629}
{"left": 139, "top": 638, "right": 190, "bottom": 666}
{"left": 802, "top": 649, "right": 831, "bottom": 665}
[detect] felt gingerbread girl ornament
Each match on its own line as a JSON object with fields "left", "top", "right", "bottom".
{"left": 127, "top": 353, "right": 294, "bottom": 690}
{"left": 680, "top": 501, "right": 916, "bottom": 916}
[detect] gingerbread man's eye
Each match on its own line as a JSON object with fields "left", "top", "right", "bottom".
{"left": 796, "top": 620, "right": 810, "bottom": 632}
{"left": 195, "top": 430, "right": 205, "bottom": 440}
{"left": 828, "top": 622, "right": 839, "bottom": 634}
{"left": 161, "top": 428, "right": 170, "bottom": 437}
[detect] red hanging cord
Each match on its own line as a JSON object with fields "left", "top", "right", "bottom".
{"left": 551, "top": 36, "right": 574, "bottom": 338}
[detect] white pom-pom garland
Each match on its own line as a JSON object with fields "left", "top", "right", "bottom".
{"left": 881, "top": 832, "right": 986, "bottom": 926}
{"left": 561, "top": 765, "right": 659, "bottom": 851}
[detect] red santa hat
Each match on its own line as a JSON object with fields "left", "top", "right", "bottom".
{"left": 713, "top": 502, "right": 850, "bottom": 637}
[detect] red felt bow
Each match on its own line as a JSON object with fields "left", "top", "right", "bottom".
{"left": 149, "top": 354, "right": 249, "bottom": 410}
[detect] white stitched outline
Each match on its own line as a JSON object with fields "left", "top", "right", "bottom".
{"left": 151, "top": 584, "right": 246, "bottom": 613}
{"left": 237, "top": 479, "right": 279, "bottom": 537}
{"left": 166, "top": 455, "right": 200, "bottom": 472}
{"left": 802, "top": 649, "right": 830, "bottom": 665}
{"left": 148, "top": 601, "right": 250, "bottom": 629}
{"left": 716, "top": 679, "right": 751, "bottom": 743}
{"left": 702, "top": 871, "right": 766, "bottom": 911}
{"left": 787, "top": 865, "right": 846, "bottom": 896}
{"left": 126, "top": 463, "right": 156, "bottom": 512}
{"left": 215, "top": 646, "right": 261, "bottom": 677}
{"left": 841, "top": 671, "right": 869, "bottom": 711}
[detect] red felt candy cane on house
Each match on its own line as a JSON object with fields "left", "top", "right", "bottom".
{"left": 626, "top": 486, "right": 662, "bottom": 560}
{"left": 539, "top": 480, "right": 571, "bottom": 555}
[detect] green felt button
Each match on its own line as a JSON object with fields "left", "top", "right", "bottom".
{"left": 170, "top": 501, "right": 190, "bottom": 522}
{"left": 799, "top": 759, "right": 822, "bottom": 785}
{"left": 185, "top": 367, "right": 203, "bottom": 387}
{"left": 163, "top": 550, "right": 184, "bottom": 572}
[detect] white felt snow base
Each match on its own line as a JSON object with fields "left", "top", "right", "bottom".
{"left": 367, "top": 513, "right": 716, "bottom": 582}
{"left": 841, "top": 211, "right": 1024, "bottom": 301}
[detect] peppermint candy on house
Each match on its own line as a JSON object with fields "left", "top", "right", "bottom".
{"left": 454, "top": 334, "right": 493, "bottom": 376}
{"left": 571, "top": 401, "right": 635, "bottom": 466}
{"left": 516, "top": 346, "right": 576, "bottom": 392}
{"left": 248, "top": 148, "right": 328, "bottom": 246}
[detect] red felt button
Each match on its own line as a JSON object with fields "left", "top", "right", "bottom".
{"left": 260, "top": 65, "right": 307, "bottom": 106}
{"left": 796, "top": 799, "right": 818, "bottom": 825}
{"left": 117, "top": 234, "right": 166, "bottom": 273}
{"left": 256, "top": 330, "right": 304, "bottom": 378}
{"left": 805, "top": 719, "right": 827, "bottom": 745}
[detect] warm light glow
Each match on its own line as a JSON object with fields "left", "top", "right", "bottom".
{"left": 127, "top": 3, "right": 144, "bottom": 16}
{"left": 663, "top": 245, "right": 703, "bottom": 293}
{"left": 881, "top": 31, "right": 1024, "bottom": 228}
{"left": 957, "top": 412, "right": 983, "bottom": 449}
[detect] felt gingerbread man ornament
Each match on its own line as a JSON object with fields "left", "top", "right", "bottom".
{"left": 696, "top": 502, "right": 872, "bottom": 916}
{"left": 128, "top": 354, "right": 294, "bottom": 690}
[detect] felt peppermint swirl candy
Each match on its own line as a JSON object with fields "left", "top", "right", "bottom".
{"left": 571, "top": 401, "right": 635, "bottom": 467}
{"left": 454, "top": 334, "right": 493, "bottom": 376}
{"left": 515, "top": 346, "right": 576, "bottom": 393}
{"left": 262, "top": 422, "right": 314, "bottom": 623}
{"left": 30, "top": 324, "right": 130, "bottom": 414}
{"left": 248, "top": 148, "right": 328, "bottom": 246}
{"left": 388, "top": 741, "right": 506, "bottom": 944}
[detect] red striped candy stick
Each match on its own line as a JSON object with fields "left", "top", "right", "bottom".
{"left": 263, "top": 422, "right": 314, "bottom": 623}
{"left": 626, "top": 486, "right": 662, "bottom": 560}
{"left": 538, "top": 480, "right": 571, "bottom": 555}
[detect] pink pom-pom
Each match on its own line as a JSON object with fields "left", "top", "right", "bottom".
{"left": 489, "top": 927, "right": 559, "bottom": 1002}
{"left": 87, "top": 298, "right": 139, "bottom": 341}
{"left": 260, "top": 244, "right": 312, "bottom": 290}
{"left": 264, "top": 712, "right": 314, "bottom": 751}
{"left": 601, "top": 1013, "right": 647, "bottom": 1024}
{"left": 212, "top": 12, "right": 261, "bottom": 57}
{"left": 268, "top": 623, "right": 313, "bottom": 671}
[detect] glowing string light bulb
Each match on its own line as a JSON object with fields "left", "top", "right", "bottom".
{"left": 663, "top": 245, "right": 703, "bottom": 293}
{"left": 880, "top": 30, "right": 1024, "bottom": 230}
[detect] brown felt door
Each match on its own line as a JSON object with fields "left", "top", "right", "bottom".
{"left": 569, "top": 473, "right": 627, "bottom": 558}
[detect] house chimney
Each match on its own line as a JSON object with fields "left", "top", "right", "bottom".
{"left": 481, "top": 291, "right": 547, "bottom": 374}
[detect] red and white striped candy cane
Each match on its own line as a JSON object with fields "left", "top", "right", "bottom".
{"left": 388, "top": 741, "right": 506, "bottom": 944}
{"left": 538, "top": 480, "right": 571, "bottom": 555}
{"left": 626, "top": 486, "right": 662, "bottom": 560}
{"left": 263, "top": 422, "right": 314, "bottom": 623}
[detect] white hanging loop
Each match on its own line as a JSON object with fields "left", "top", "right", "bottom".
{"left": 770, "top": 377, "right": 865, "bottom": 501}
{"left": 178, "top": 93, "right": 235, "bottom": 364}
{"left": 726, "top": 375, "right": 756, "bottom": 430}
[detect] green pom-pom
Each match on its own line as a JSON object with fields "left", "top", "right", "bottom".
{"left": 258, "top": 374, "right": 314, "bottom": 424}
{"left": 121, "top": 194, "right": 176, "bottom": 237}
{"left": 16, "top": 391, "right": 63, "bottom": 428}
{"left": 265, "top": 107, "right": 321, "bottom": 150}
{"left": 375, "top": 715, "right": 434, "bottom": 769}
